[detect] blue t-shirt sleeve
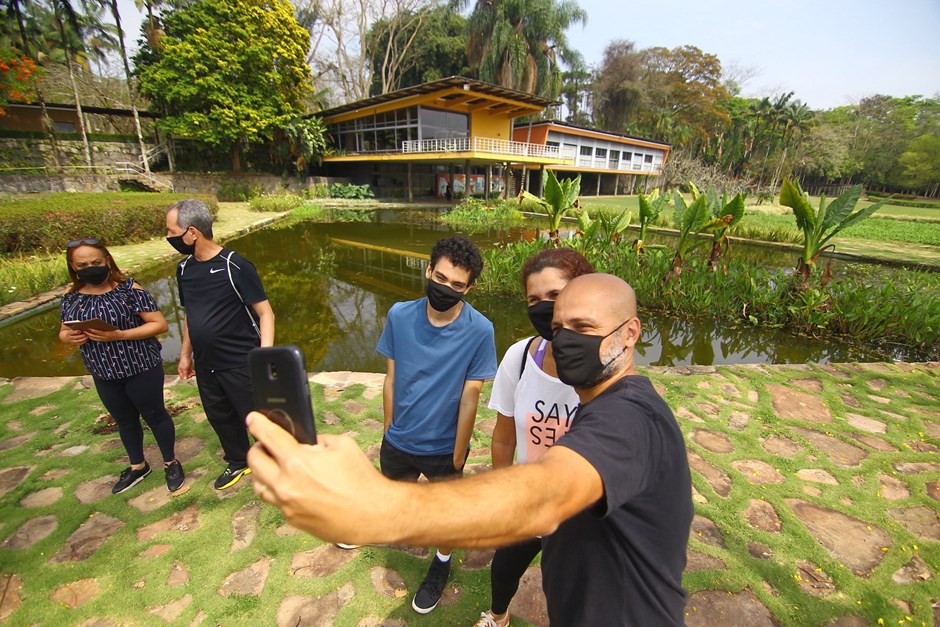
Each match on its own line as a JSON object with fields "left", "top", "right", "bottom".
{"left": 376, "top": 304, "right": 397, "bottom": 359}
{"left": 465, "top": 321, "right": 497, "bottom": 380}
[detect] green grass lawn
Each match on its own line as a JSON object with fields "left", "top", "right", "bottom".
{"left": 1, "top": 363, "right": 938, "bottom": 625}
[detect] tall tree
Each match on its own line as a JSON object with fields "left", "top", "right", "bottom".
{"left": 460, "top": 0, "right": 586, "bottom": 99}
{"left": 365, "top": 3, "right": 468, "bottom": 94}
{"left": 136, "top": 0, "right": 312, "bottom": 172}
{"left": 591, "top": 39, "right": 644, "bottom": 133}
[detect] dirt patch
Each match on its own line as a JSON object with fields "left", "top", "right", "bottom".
{"left": 290, "top": 545, "right": 357, "bottom": 578}
{"left": 791, "top": 378, "right": 824, "bottom": 393}
{"left": 139, "top": 437, "right": 205, "bottom": 465}
{"left": 786, "top": 499, "right": 891, "bottom": 575}
{"left": 926, "top": 481, "right": 940, "bottom": 504}
{"left": 732, "top": 459, "right": 784, "bottom": 484}
{"left": 745, "top": 500, "right": 782, "bottom": 532}
{"left": 0, "top": 432, "right": 36, "bottom": 452}
{"left": 691, "top": 515, "right": 725, "bottom": 548}
{"left": 462, "top": 548, "right": 496, "bottom": 570}
{"left": 675, "top": 406, "right": 704, "bottom": 423}
{"left": 685, "top": 588, "right": 778, "bottom": 626}
{"left": 167, "top": 561, "right": 189, "bottom": 587}
{"left": 690, "top": 429, "right": 734, "bottom": 454}
{"left": 75, "top": 476, "right": 115, "bottom": 505}
{"left": 49, "top": 513, "right": 124, "bottom": 563}
{"left": 796, "top": 560, "right": 835, "bottom": 596}
{"left": 276, "top": 583, "right": 356, "bottom": 627}
{"left": 891, "top": 555, "right": 931, "bottom": 584}
{"left": 511, "top": 567, "right": 548, "bottom": 627}
{"left": 768, "top": 383, "right": 831, "bottom": 423}
{"left": 879, "top": 474, "right": 911, "bottom": 500}
{"left": 849, "top": 433, "right": 896, "bottom": 452}
{"left": 343, "top": 400, "right": 364, "bottom": 415}
{"left": 893, "top": 462, "right": 940, "bottom": 474}
{"left": 21, "top": 486, "right": 63, "bottom": 507}
{"left": 796, "top": 469, "right": 839, "bottom": 485}
{"left": 369, "top": 566, "right": 408, "bottom": 598}
{"left": 748, "top": 542, "right": 773, "bottom": 559}
{"left": 149, "top": 594, "right": 192, "bottom": 622}
{"left": 792, "top": 427, "right": 868, "bottom": 467}
{"left": 1, "top": 515, "right": 58, "bottom": 549}
{"left": 761, "top": 436, "right": 802, "bottom": 458}
{"left": 844, "top": 413, "right": 886, "bottom": 434}
{"left": 887, "top": 506, "right": 940, "bottom": 541}
{"left": 40, "top": 469, "right": 69, "bottom": 481}
{"left": 0, "top": 466, "right": 33, "bottom": 499}
{"left": 137, "top": 505, "right": 200, "bottom": 541}
{"left": 231, "top": 501, "right": 260, "bottom": 552}
{"left": 0, "top": 574, "right": 23, "bottom": 621}
{"left": 685, "top": 550, "right": 726, "bottom": 572}
{"left": 728, "top": 411, "right": 750, "bottom": 430}
{"left": 219, "top": 556, "right": 272, "bottom": 596}
{"left": 139, "top": 544, "right": 171, "bottom": 558}
{"left": 687, "top": 450, "right": 732, "bottom": 497}
{"left": 50, "top": 578, "right": 101, "bottom": 608}
{"left": 3, "top": 377, "right": 76, "bottom": 403}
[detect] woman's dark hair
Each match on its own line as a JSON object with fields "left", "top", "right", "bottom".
{"left": 430, "top": 236, "right": 484, "bottom": 285}
{"left": 65, "top": 240, "right": 128, "bottom": 292}
{"left": 521, "top": 247, "right": 594, "bottom": 289}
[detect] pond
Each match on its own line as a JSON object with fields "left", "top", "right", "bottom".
{"left": 0, "top": 208, "right": 898, "bottom": 378}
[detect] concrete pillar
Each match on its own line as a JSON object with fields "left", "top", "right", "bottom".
{"left": 614, "top": 173, "right": 620, "bottom": 196}
{"left": 538, "top": 165, "right": 545, "bottom": 196}
{"left": 596, "top": 173, "right": 601, "bottom": 196}
{"left": 464, "top": 159, "right": 471, "bottom": 197}
{"left": 407, "top": 162, "right": 413, "bottom": 202}
{"left": 485, "top": 165, "right": 491, "bottom": 200}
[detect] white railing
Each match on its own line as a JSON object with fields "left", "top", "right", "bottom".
{"left": 113, "top": 161, "right": 174, "bottom": 191}
{"left": 572, "top": 158, "right": 662, "bottom": 174}
{"left": 401, "top": 137, "right": 576, "bottom": 162}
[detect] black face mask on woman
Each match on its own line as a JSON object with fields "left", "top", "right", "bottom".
{"left": 76, "top": 265, "right": 111, "bottom": 286}
{"left": 166, "top": 234, "right": 196, "bottom": 255}
{"left": 527, "top": 300, "right": 555, "bottom": 341}
{"left": 552, "top": 318, "right": 630, "bottom": 387}
{"left": 426, "top": 279, "right": 464, "bottom": 312}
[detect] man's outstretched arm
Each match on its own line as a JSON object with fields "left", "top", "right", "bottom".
{"left": 246, "top": 411, "right": 603, "bottom": 548}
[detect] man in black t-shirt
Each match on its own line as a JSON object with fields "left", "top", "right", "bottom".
{"left": 246, "top": 273, "right": 693, "bottom": 625}
{"left": 166, "top": 199, "right": 275, "bottom": 490}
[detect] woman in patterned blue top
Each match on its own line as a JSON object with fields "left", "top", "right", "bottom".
{"left": 58, "top": 238, "right": 184, "bottom": 494}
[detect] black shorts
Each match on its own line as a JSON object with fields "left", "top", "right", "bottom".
{"left": 380, "top": 437, "right": 467, "bottom": 482}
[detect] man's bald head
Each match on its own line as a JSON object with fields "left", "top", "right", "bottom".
{"left": 555, "top": 273, "right": 637, "bottom": 328}
{"left": 552, "top": 273, "right": 641, "bottom": 394}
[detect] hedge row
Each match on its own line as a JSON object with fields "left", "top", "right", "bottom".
{"left": 0, "top": 192, "right": 217, "bottom": 254}
{"left": 865, "top": 192, "right": 940, "bottom": 209}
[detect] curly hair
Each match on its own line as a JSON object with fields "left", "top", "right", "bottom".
{"left": 430, "top": 236, "right": 484, "bottom": 285}
{"left": 520, "top": 247, "right": 595, "bottom": 289}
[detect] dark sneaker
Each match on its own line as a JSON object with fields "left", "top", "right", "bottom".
{"left": 164, "top": 460, "right": 185, "bottom": 492}
{"left": 412, "top": 556, "right": 451, "bottom": 614}
{"left": 112, "top": 462, "right": 151, "bottom": 494}
{"left": 214, "top": 464, "right": 251, "bottom": 490}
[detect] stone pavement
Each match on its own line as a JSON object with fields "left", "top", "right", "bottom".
{"left": 0, "top": 203, "right": 288, "bottom": 323}
{"left": 0, "top": 363, "right": 938, "bottom": 625}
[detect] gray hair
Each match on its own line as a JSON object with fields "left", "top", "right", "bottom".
{"left": 169, "top": 199, "right": 214, "bottom": 240}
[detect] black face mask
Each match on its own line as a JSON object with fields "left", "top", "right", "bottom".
{"left": 426, "top": 279, "right": 464, "bottom": 312}
{"left": 76, "top": 265, "right": 111, "bottom": 286}
{"left": 552, "top": 319, "right": 630, "bottom": 387}
{"left": 167, "top": 234, "right": 195, "bottom": 255}
{"left": 527, "top": 300, "right": 555, "bottom": 341}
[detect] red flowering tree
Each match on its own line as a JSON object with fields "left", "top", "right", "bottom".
{"left": 0, "top": 50, "right": 43, "bottom": 116}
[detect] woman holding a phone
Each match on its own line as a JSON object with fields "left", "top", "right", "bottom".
{"left": 473, "top": 247, "right": 594, "bottom": 627}
{"left": 58, "top": 238, "right": 184, "bottom": 494}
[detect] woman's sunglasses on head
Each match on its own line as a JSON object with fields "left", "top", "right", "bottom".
{"left": 67, "top": 238, "right": 101, "bottom": 249}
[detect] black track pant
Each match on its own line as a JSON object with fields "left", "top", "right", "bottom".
{"left": 195, "top": 366, "right": 254, "bottom": 465}
{"left": 94, "top": 365, "right": 175, "bottom": 465}
{"left": 490, "top": 537, "right": 543, "bottom": 615}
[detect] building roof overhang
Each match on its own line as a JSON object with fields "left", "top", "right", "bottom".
{"left": 318, "top": 77, "right": 558, "bottom": 124}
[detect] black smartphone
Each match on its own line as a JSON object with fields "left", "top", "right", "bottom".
{"left": 248, "top": 346, "right": 318, "bottom": 444}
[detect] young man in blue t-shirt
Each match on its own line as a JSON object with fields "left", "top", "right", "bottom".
{"left": 352, "top": 235, "right": 497, "bottom": 614}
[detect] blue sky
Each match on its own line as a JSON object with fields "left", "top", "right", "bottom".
{"left": 115, "top": 0, "right": 940, "bottom": 111}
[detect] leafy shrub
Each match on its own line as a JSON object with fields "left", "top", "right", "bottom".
{"left": 0, "top": 192, "right": 217, "bottom": 254}
{"left": 217, "top": 180, "right": 260, "bottom": 202}
{"left": 440, "top": 198, "right": 524, "bottom": 231}
{"left": 864, "top": 192, "right": 940, "bottom": 209}
{"left": 249, "top": 193, "right": 305, "bottom": 212}
{"left": 301, "top": 183, "right": 374, "bottom": 199}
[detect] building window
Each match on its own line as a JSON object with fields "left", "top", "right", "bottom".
{"left": 595, "top": 148, "right": 607, "bottom": 158}
{"left": 609, "top": 150, "right": 620, "bottom": 162}
{"left": 623, "top": 152, "right": 632, "bottom": 162}
{"left": 546, "top": 141, "right": 560, "bottom": 147}
{"left": 53, "top": 121, "right": 76, "bottom": 133}
{"left": 644, "top": 154, "right": 654, "bottom": 163}
{"left": 418, "top": 107, "right": 468, "bottom": 140}
{"left": 579, "top": 146, "right": 593, "bottom": 156}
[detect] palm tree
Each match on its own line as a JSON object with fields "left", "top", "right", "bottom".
{"left": 768, "top": 100, "right": 812, "bottom": 192}
{"left": 98, "top": 0, "right": 150, "bottom": 172}
{"left": 49, "top": 0, "right": 94, "bottom": 166}
{"left": 6, "top": 0, "right": 61, "bottom": 167}
{"left": 459, "top": 0, "right": 587, "bottom": 99}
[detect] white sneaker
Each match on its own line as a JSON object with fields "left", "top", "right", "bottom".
{"left": 334, "top": 543, "right": 361, "bottom": 550}
{"left": 473, "top": 610, "right": 510, "bottom": 627}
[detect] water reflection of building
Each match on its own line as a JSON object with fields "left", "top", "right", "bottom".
{"left": 329, "top": 238, "right": 429, "bottom": 300}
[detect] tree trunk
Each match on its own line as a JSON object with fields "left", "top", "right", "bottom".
{"left": 109, "top": 0, "right": 150, "bottom": 173}
{"left": 54, "top": 3, "right": 92, "bottom": 167}
{"left": 231, "top": 143, "right": 242, "bottom": 173}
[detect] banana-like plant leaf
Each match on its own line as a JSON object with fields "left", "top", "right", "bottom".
{"left": 819, "top": 185, "right": 863, "bottom": 232}
{"left": 780, "top": 178, "right": 816, "bottom": 233}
